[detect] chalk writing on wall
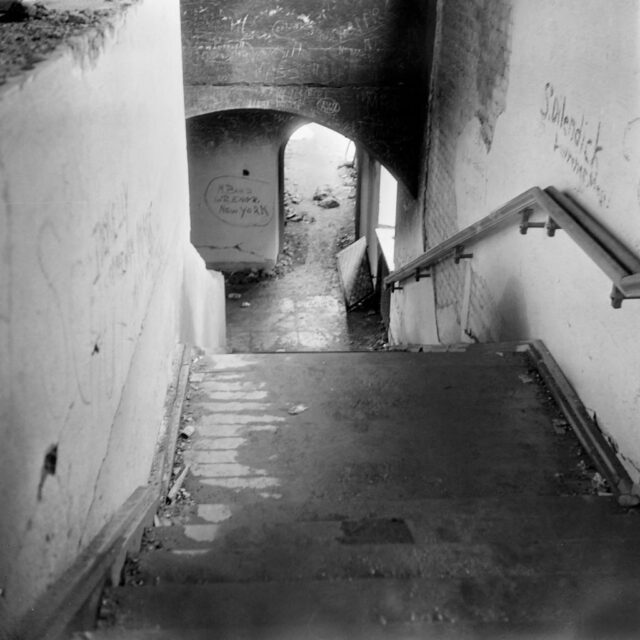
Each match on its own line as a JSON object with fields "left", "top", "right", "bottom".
{"left": 205, "top": 176, "right": 273, "bottom": 227}
{"left": 316, "top": 96, "right": 341, "bottom": 115}
{"left": 541, "top": 83, "right": 609, "bottom": 208}
{"left": 622, "top": 118, "right": 640, "bottom": 208}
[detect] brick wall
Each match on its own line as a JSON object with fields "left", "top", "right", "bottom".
{"left": 423, "top": 0, "right": 513, "bottom": 338}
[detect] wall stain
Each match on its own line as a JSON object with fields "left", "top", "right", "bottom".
{"left": 622, "top": 117, "right": 640, "bottom": 208}
{"left": 474, "top": 0, "right": 512, "bottom": 151}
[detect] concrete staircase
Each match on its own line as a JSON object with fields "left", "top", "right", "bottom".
{"left": 78, "top": 345, "right": 640, "bottom": 639}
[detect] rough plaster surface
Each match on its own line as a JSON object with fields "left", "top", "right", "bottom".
{"left": 187, "top": 111, "right": 301, "bottom": 269}
{"left": 0, "top": 0, "right": 225, "bottom": 632}
{"left": 412, "top": 0, "right": 640, "bottom": 479}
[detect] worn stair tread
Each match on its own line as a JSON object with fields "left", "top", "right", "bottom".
{"left": 134, "top": 536, "right": 640, "bottom": 585}
{"left": 154, "top": 495, "right": 638, "bottom": 540}
{"left": 82, "top": 346, "right": 640, "bottom": 639}
{"left": 180, "top": 349, "right": 602, "bottom": 503}
{"left": 106, "top": 576, "right": 640, "bottom": 629}
{"left": 193, "top": 346, "right": 530, "bottom": 369}
{"left": 135, "top": 496, "right": 640, "bottom": 583}
{"left": 74, "top": 619, "right": 567, "bottom": 640}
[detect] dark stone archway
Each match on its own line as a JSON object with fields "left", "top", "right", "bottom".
{"left": 181, "top": 0, "right": 437, "bottom": 194}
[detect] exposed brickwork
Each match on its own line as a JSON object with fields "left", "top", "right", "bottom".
{"left": 466, "top": 268, "right": 503, "bottom": 342}
{"left": 423, "top": 0, "right": 513, "bottom": 340}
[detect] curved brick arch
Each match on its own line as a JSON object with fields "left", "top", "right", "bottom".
{"left": 185, "top": 90, "right": 414, "bottom": 191}
{"left": 181, "top": 0, "right": 437, "bottom": 196}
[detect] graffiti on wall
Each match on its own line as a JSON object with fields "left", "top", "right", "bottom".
{"left": 622, "top": 117, "right": 640, "bottom": 208}
{"left": 205, "top": 176, "right": 273, "bottom": 227}
{"left": 540, "top": 82, "right": 610, "bottom": 208}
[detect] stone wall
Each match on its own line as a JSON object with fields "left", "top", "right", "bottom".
{"left": 181, "top": 0, "right": 437, "bottom": 194}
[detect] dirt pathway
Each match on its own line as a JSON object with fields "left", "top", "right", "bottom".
{"left": 225, "top": 126, "right": 386, "bottom": 353}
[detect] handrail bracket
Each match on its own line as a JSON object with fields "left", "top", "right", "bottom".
{"left": 385, "top": 186, "right": 640, "bottom": 310}
{"left": 454, "top": 246, "right": 474, "bottom": 264}
{"left": 520, "top": 208, "right": 561, "bottom": 237}
{"left": 519, "top": 208, "right": 538, "bottom": 234}
{"left": 546, "top": 217, "right": 561, "bottom": 237}
{"left": 610, "top": 286, "right": 625, "bottom": 309}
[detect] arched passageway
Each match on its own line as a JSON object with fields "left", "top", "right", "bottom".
{"left": 224, "top": 122, "right": 387, "bottom": 352}
{"left": 185, "top": 110, "right": 397, "bottom": 353}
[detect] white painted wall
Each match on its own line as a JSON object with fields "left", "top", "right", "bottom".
{"left": 356, "top": 150, "right": 381, "bottom": 282}
{"left": 0, "top": 0, "right": 225, "bottom": 632}
{"left": 378, "top": 166, "right": 398, "bottom": 228}
{"left": 189, "top": 140, "right": 281, "bottom": 270}
{"left": 389, "top": 278, "right": 439, "bottom": 346}
{"left": 418, "top": 0, "right": 640, "bottom": 480}
{"left": 389, "top": 180, "right": 434, "bottom": 345}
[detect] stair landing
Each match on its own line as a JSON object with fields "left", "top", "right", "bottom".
{"left": 92, "top": 345, "right": 640, "bottom": 639}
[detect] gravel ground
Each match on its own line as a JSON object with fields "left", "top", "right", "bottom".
{"left": 0, "top": 1, "right": 133, "bottom": 84}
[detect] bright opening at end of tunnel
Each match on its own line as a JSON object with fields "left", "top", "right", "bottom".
{"left": 285, "top": 122, "right": 355, "bottom": 199}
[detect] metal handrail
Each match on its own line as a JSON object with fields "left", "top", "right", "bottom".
{"left": 384, "top": 186, "right": 640, "bottom": 308}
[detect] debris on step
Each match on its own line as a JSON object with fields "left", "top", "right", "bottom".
{"left": 552, "top": 418, "right": 568, "bottom": 434}
{"left": 312, "top": 185, "right": 333, "bottom": 201}
{"left": 167, "top": 464, "right": 190, "bottom": 503}
{"left": 240, "top": 301, "right": 251, "bottom": 308}
{"left": 618, "top": 494, "right": 640, "bottom": 507}
{"left": 180, "top": 424, "right": 195, "bottom": 439}
{"left": 317, "top": 196, "right": 340, "bottom": 209}
{"left": 227, "top": 292, "right": 242, "bottom": 299}
{"left": 311, "top": 185, "right": 341, "bottom": 209}
{"left": 590, "top": 471, "right": 609, "bottom": 493}
{"left": 288, "top": 403, "right": 308, "bottom": 415}
{"left": 285, "top": 189, "right": 302, "bottom": 204}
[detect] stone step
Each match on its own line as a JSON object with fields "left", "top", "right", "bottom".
{"left": 104, "top": 576, "right": 640, "bottom": 631}
{"left": 89, "top": 348, "right": 640, "bottom": 640}
{"left": 74, "top": 620, "right": 564, "bottom": 640}
{"left": 134, "top": 496, "right": 640, "bottom": 584}
{"left": 136, "top": 530, "right": 640, "bottom": 585}
{"left": 157, "top": 496, "right": 638, "bottom": 541}
{"left": 178, "top": 349, "right": 602, "bottom": 503}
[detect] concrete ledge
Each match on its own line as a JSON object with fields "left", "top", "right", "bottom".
{"left": 148, "top": 344, "right": 192, "bottom": 499}
{"left": 15, "top": 486, "right": 158, "bottom": 640}
{"left": 525, "top": 340, "right": 635, "bottom": 499}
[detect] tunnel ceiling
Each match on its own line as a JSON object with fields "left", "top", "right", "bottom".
{"left": 181, "top": 0, "right": 436, "bottom": 194}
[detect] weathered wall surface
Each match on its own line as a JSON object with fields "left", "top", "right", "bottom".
{"left": 181, "top": 0, "right": 437, "bottom": 194}
{"left": 355, "top": 149, "right": 381, "bottom": 282}
{"left": 187, "top": 110, "right": 300, "bottom": 269}
{"left": 0, "top": 0, "right": 225, "bottom": 631}
{"left": 403, "top": 0, "right": 640, "bottom": 480}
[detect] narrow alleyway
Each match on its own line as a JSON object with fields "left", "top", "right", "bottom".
{"left": 225, "top": 124, "right": 385, "bottom": 353}
{"left": 91, "top": 345, "right": 640, "bottom": 639}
